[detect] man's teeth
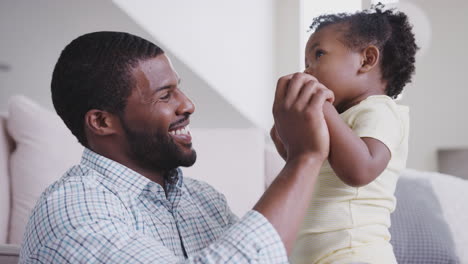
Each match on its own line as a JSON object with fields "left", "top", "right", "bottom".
{"left": 170, "top": 126, "right": 190, "bottom": 136}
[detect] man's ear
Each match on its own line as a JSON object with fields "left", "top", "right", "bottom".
{"left": 84, "top": 109, "right": 119, "bottom": 136}
{"left": 359, "top": 45, "right": 380, "bottom": 73}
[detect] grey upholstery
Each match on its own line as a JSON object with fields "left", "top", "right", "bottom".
{"left": 390, "top": 177, "right": 459, "bottom": 264}
{"left": 0, "top": 244, "right": 20, "bottom": 264}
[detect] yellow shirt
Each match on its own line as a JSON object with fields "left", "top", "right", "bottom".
{"left": 290, "top": 95, "right": 409, "bottom": 264}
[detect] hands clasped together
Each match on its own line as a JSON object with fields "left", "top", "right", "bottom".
{"left": 271, "top": 73, "right": 334, "bottom": 163}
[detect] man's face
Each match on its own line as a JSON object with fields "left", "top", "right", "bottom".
{"left": 120, "top": 54, "right": 196, "bottom": 172}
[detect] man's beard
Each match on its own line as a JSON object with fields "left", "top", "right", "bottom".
{"left": 120, "top": 118, "right": 197, "bottom": 174}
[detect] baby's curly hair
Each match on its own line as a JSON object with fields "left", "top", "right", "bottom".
{"left": 310, "top": 3, "right": 419, "bottom": 98}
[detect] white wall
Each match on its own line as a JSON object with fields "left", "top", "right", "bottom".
{"left": 397, "top": 0, "right": 468, "bottom": 171}
{"left": 301, "top": 0, "right": 362, "bottom": 68}
{"left": 275, "top": 0, "right": 303, "bottom": 76}
{"left": 274, "top": 0, "right": 362, "bottom": 80}
{"left": 113, "top": 0, "right": 276, "bottom": 131}
{"left": 2, "top": 0, "right": 467, "bottom": 172}
{"left": 0, "top": 0, "right": 253, "bottom": 129}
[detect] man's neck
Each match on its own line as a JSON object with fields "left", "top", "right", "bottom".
{"left": 89, "top": 145, "right": 167, "bottom": 189}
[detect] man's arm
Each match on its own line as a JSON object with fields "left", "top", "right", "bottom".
{"left": 29, "top": 215, "right": 290, "bottom": 264}
{"left": 322, "top": 102, "right": 391, "bottom": 187}
{"left": 20, "top": 180, "right": 286, "bottom": 264}
{"left": 21, "top": 73, "right": 332, "bottom": 263}
{"left": 254, "top": 73, "right": 333, "bottom": 254}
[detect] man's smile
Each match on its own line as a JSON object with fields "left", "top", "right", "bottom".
{"left": 169, "top": 124, "right": 192, "bottom": 145}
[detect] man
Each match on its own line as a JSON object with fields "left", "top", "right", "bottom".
{"left": 20, "top": 31, "right": 333, "bottom": 263}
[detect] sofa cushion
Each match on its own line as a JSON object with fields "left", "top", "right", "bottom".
{"left": 0, "top": 244, "right": 20, "bottom": 264}
{"left": 390, "top": 174, "right": 459, "bottom": 264}
{"left": 6, "top": 95, "right": 83, "bottom": 244}
{"left": 0, "top": 114, "right": 13, "bottom": 243}
{"left": 401, "top": 169, "right": 468, "bottom": 264}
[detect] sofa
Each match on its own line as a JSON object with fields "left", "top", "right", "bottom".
{"left": 1, "top": 95, "right": 467, "bottom": 264}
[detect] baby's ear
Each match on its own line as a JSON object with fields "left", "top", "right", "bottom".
{"left": 359, "top": 45, "right": 380, "bottom": 73}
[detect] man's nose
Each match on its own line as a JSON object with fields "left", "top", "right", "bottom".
{"left": 176, "top": 91, "right": 195, "bottom": 116}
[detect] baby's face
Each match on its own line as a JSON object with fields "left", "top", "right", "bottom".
{"left": 304, "top": 24, "right": 367, "bottom": 112}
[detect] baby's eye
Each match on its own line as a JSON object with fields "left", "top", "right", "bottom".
{"left": 315, "top": 50, "right": 325, "bottom": 59}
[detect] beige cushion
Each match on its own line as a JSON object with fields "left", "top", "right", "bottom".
{"left": 0, "top": 244, "right": 20, "bottom": 264}
{"left": 0, "top": 114, "right": 12, "bottom": 243}
{"left": 6, "top": 95, "right": 83, "bottom": 244}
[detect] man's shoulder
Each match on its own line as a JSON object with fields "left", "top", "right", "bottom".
{"left": 21, "top": 164, "right": 135, "bottom": 261}
{"left": 41, "top": 164, "right": 125, "bottom": 205}
{"left": 30, "top": 164, "right": 132, "bottom": 230}
{"left": 25, "top": 164, "right": 131, "bottom": 236}
{"left": 42, "top": 164, "right": 110, "bottom": 196}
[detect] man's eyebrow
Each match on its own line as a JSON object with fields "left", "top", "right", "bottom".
{"left": 155, "top": 78, "right": 181, "bottom": 92}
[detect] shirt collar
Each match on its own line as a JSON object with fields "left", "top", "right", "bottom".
{"left": 80, "top": 148, "right": 185, "bottom": 198}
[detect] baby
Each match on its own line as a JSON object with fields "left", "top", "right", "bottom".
{"left": 272, "top": 4, "right": 418, "bottom": 264}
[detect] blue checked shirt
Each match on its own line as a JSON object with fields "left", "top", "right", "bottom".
{"left": 19, "top": 148, "right": 288, "bottom": 263}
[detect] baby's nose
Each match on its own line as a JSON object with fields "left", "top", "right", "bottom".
{"left": 303, "top": 68, "right": 313, "bottom": 75}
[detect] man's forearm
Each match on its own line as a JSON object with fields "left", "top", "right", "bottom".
{"left": 262, "top": 72, "right": 332, "bottom": 254}
{"left": 253, "top": 154, "right": 323, "bottom": 254}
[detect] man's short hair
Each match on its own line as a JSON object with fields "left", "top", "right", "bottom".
{"left": 51, "top": 31, "right": 164, "bottom": 147}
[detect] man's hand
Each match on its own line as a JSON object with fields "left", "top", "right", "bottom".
{"left": 254, "top": 73, "right": 334, "bottom": 254}
{"left": 272, "top": 73, "right": 334, "bottom": 162}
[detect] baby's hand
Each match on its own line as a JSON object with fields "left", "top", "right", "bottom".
{"left": 272, "top": 73, "right": 334, "bottom": 162}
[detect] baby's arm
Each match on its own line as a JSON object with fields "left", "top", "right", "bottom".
{"left": 323, "top": 102, "right": 390, "bottom": 187}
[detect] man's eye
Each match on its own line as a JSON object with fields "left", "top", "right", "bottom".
{"left": 160, "top": 92, "right": 171, "bottom": 100}
{"left": 315, "top": 50, "right": 325, "bottom": 59}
